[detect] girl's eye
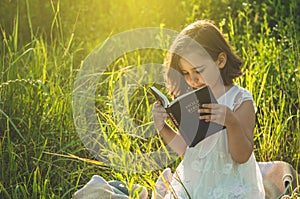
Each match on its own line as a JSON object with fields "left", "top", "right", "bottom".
{"left": 196, "top": 69, "right": 205, "bottom": 73}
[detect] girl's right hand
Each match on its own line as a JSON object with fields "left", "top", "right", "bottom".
{"left": 152, "top": 102, "right": 168, "bottom": 131}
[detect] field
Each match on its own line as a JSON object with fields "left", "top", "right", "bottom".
{"left": 0, "top": 0, "right": 299, "bottom": 198}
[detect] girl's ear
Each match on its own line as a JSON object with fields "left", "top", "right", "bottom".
{"left": 216, "top": 52, "right": 227, "bottom": 69}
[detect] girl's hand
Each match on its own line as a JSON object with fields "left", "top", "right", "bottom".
{"left": 200, "top": 101, "right": 256, "bottom": 164}
{"left": 152, "top": 102, "right": 169, "bottom": 131}
{"left": 198, "top": 103, "right": 236, "bottom": 127}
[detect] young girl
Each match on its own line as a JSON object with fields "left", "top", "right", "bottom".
{"left": 152, "top": 20, "right": 265, "bottom": 198}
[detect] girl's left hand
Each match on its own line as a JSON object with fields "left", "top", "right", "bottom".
{"left": 198, "top": 103, "right": 236, "bottom": 127}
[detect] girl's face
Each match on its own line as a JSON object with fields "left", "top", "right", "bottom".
{"left": 179, "top": 52, "right": 223, "bottom": 90}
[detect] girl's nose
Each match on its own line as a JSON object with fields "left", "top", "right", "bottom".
{"left": 190, "top": 73, "right": 200, "bottom": 82}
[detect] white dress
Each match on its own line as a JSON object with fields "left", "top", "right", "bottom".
{"left": 164, "top": 85, "right": 265, "bottom": 199}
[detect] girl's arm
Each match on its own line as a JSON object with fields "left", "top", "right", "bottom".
{"left": 152, "top": 103, "right": 187, "bottom": 155}
{"left": 158, "top": 124, "right": 187, "bottom": 156}
{"left": 200, "top": 101, "right": 255, "bottom": 164}
{"left": 224, "top": 100, "right": 255, "bottom": 163}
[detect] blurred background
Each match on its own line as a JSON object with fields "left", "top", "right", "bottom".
{"left": 0, "top": 0, "right": 299, "bottom": 198}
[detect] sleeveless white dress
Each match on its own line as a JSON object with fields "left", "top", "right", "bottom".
{"left": 163, "top": 85, "right": 265, "bottom": 199}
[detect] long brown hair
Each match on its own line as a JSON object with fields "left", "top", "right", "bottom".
{"left": 165, "top": 20, "right": 242, "bottom": 97}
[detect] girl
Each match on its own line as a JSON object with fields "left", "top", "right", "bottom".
{"left": 152, "top": 20, "right": 265, "bottom": 198}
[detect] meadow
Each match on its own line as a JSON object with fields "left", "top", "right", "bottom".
{"left": 0, "top": 0, "right": 299, "bottom": 198}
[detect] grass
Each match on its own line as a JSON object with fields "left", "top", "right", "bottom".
{"left": 0, "top": 0, "right": 299, "bottom": 198}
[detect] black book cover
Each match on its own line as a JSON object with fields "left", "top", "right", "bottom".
{"left": 150, "top": 85, "right": 225, "bottom": 147}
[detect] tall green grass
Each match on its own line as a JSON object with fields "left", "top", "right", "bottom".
{"left": 0, "top": 0, "right": 299, "bottom": 198}
{"left": 227, "top": 1, "right": 299, "bottom": 166}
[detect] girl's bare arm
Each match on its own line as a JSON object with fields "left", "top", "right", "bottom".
{"left": 152, "top": 103, "right": 187, "bottom": 155}
{"left": 158, "top": 124, "right": 187, "bottom": 156}
{"left": 200, "top": 101, "right": 255, "bottom": 163}
{"left": 225, "top": 100, "right": 255, "bottom": 163}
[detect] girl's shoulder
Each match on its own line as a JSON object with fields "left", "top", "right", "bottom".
{"left": 231, "top": 85, "right": 256, "bottom": 111}
{"left": 219, "top": 85, "right": 255, "bottom": 111}
{"left": 226, "top": 84, "right": 252, "bottom": 96}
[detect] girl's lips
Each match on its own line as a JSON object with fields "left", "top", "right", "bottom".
{"left": 193, "top": 84, "right": 206, "bottom": 89}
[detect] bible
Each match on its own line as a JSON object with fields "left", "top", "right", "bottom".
{"left": 150, "top": 85, "right": 225, "bottom": 147}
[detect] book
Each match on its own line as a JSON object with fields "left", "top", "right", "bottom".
{"left": 150, "top": 85, "right": 225, "bottom": 147}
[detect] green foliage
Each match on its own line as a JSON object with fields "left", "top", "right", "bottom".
{"left": 0, "top": 0, "right": 299, "bottom": 198}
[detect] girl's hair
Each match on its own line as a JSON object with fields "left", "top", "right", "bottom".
{"left": 165, "top": 20, "right": 243, "bottom": 97}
